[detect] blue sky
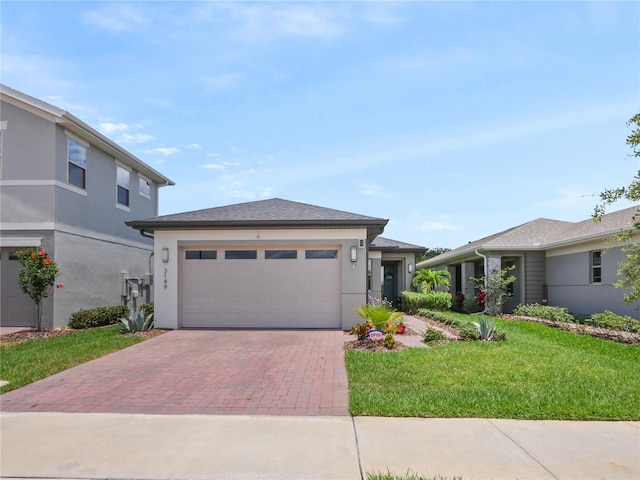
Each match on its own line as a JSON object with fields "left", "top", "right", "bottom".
{"left": 2, "top": 1, "right": 639, "bottom": 249}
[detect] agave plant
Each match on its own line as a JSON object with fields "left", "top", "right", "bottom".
{"left": 472, "top": 314, "right": 495, "bottom": 341}
{"left": 120, "top": 307, "right": 154, "bottom": 334}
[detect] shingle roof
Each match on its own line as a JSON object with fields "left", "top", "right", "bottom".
{"left": 370, "top": 236, "right": 426, "bottom": 252}
{"left": 127, "top": 198, "right": 388, "bottom": 238}
{"left": 419, "top": 205, "right": 639, "bottom": 267}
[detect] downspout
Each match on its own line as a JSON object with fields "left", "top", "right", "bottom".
{"left": 139, "top": 229, "right": 154, "bottom": 239}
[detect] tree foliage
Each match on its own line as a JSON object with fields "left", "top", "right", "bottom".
{"left": 472, "top": 265, "right": 516, "bottom": 316}
{"left": 417, "top": 247, "right": 451, "bottom": 263}
{"left": 594, "top": 113, "right": 640, "bottom": 304}
{"left": 15, "top": 248, "right": 60, "bottom": 331}
{"left": 412, "top": 268, "right": 451, "bottom": 292}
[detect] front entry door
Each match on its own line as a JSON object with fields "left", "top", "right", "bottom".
{"left": 381, "top": 261, "right": 398, "bottom": 307}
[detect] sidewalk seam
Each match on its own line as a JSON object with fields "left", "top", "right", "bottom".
{"left": 487, "top": 419, "right": 560, "bottom": 480}
{"left": 351, "top": 416, "right": 365, "bottom": 480}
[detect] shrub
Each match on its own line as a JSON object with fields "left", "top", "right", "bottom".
{"left": 473, "top": 315, "right": 495, "bottom": 341}
{"left": 513, "top": 304, "right": 574, "bottom": 323}
{"left": 350, "top": 322, "right": 372, "bottom": 341}
{"left": 140, "top": 303, "right": 154, "bottom": 318}
{"left": 416, "top": 309, "right": 463, "bottom": 328}
{"left": 586, "top": 310, "right": 640, "bottom": 333}
{"left": 68, "top": 305, "right": 129, "bottom": 329}
{"left": 463, "top": 296, "right": 483, "bottom": 314}
{"left": 459, "top": 323, "right": 480, "bottom": 341}
{"left": 422, "top": 327, "right": 449, "bottom": 344}
{"left": 383, "top": 332, "right": 396, "bottom": 349}
{"left": 402, "top": 291, "right": 452, "bottom": 314}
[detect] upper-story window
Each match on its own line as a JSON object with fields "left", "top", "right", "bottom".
{"left": 139, "top": 175, "right": 152, "bottom": 198}
{"left": 117, "top": 165, "right": 130, "bottom": 207}
{"left": 591, "top": 250, "right": 602, "bottom": 283}
{"left": 68, "top": 137, "right": 87, "bottom": 189}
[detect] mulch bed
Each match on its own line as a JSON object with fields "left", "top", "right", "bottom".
{"left": 343, "top": 326, "right": 419, "bottom": 352}
{"left": 0, "top": 327, "right": 169, "bottom": 346}
{"left": 502, "top": 314, "right": 640, "bottom": 345}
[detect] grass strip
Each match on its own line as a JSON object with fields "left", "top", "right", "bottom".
{"left": 0, "top": 325, "right": 144, "bottom": 393}
{"left": 347, "top": 317, "right": 640, "bottom": 420}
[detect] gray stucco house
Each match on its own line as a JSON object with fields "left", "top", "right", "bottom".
{"left": 127, "top": 198, "right": 425, "bottom": 330}
{"left": 0, "top": 84, "right": 174, "bottom": 328}
{"left": 417, "top": 206, "right": 640, "bottom": 319}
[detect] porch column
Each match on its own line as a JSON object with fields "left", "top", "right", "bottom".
{"left": 461, "top": 261, "right": 476, "bottom": 297}
{"left": 368, "top": 252, "right": 382, "bottom": 301}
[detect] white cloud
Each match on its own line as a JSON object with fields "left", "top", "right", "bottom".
{"left": 187, "top": 143, "right": 202, "bottom": 149}
{"left": 419, "top": 220, "right": 460, "bottom": 232}
{"left": 275, "top": 5, "right": 346, "bottom": 38}
{"left": 143, "top": 147, "right": 179, "bottom": 156}
{"left": 99, "top": 122, "right": 129, "bottom": 134}
{"left": 202, "top": 73, "right": 242, "bottom": 89}
{"left": 359, "top": 183, "right": 392, "bottom": 198}
{"left": 119, "top": 133, "right": 155, "bottom": 144}
{"left": 81, "top": 4, "right": 148, "bottom": 34}
{"left": 202, "top": 164, "right": 224, "bottom": 170}
{"left": 206, "top": 153, "right": 220, "bottom": 158}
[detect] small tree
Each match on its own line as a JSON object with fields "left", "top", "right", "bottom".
{"left": 593, "top": 113, "right": 640, "bottom": 304}
{"left": 15, "top": 248, "right": 60, "bottom": 331}
{"left": 412, "top": 269, "right": 451, "bottom": 292}
{"left": 472, "top": 265, "right": 516, "bottom": 316}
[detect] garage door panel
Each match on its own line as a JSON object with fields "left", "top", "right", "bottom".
{"left": 180, "top": 246, "right": 340, "bottom": 328}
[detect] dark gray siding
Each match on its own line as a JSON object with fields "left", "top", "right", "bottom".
{"left": 525, "top": 251, "right": 546, "bottom": 304}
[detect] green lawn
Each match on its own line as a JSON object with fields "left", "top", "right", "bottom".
{"left": 346, "top": 316, "right": 640, "bottom": 420}
{"left": 0, "top": 325, "right": 144, "bottom": 393}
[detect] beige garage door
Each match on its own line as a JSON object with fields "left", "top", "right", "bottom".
{"left": 179, "top": 246, "right": 341, "bottom": 328}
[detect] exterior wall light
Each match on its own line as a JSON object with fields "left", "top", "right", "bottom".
{"left": 162, "top": 247, "right": 169, "bottom": 263}
{"left": 350, "top": 246, "right": 357, "bottom": 262}
{"left": 408, "top": 263, "right": 413, "bottom": 274}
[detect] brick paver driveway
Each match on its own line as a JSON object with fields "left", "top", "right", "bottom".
{"left": 1, "top": 330, "right": 349, "bottom": 416}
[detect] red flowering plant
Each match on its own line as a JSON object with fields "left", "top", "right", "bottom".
{"left": 475, "top": 290, "right": 487, "bottom": 309}
{"left": 15, "top": 247, "right": 60, "bottom": 331}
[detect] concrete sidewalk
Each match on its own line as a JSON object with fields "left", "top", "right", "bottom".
{"left": 1, "top": 413, "right": 638, "bottom": 480}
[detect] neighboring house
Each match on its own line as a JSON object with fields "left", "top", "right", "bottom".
{"left": 417, "top": 206, "right": 640, "bottom": 319}
{"left": 0, "top": 84, "right": 174, "bottom": 328}
{"left": 127, "top": 198, "right": 425, "bottom": 330}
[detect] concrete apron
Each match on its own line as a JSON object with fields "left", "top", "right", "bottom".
{"left": 2, "top": 413, "right": 639, "bottom": 480}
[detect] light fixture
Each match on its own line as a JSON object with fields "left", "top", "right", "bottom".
{"left": 162, "top": 247, "right": 169, "bottom": 263}
{"left": 350, "top": 246, "right": 357, "bottom": 262}
{"left": 408, "top": 264, "right": 413, "bottom": 274}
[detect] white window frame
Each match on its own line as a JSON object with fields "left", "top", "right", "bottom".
{"left": 139, "top": 174, "right": 152, "bottom": 199}
{"left": 67, "top": 133, "right": 88, "bottom": 191}
{"left": 116, "top": 162, "right": 131, "bottom": 211}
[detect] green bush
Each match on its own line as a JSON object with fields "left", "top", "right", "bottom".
{"left": 513, "top": 303, "right": 574, "bottom": 323}
{"left": 458, "top": 323, "right": 480, "bottom": 341}
{"left": 586, "top": 310, "right": 640, "bottom": 333}
{"left": 422, "top": 327, "right": 449, "bottom": 344}
{"left": 140, "top": 303, "right": 154, "bottom": 318}
{"left": 416, "top": 309, "right": 463, "bottom": 328}
{"left": 68, "top": 305, "right": 129, "bottom": 329}
{"left": 402, "top": 291, "right": 452, "bottom": 314}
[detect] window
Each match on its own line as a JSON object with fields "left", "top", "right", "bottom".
{"left": 139, "top": 175, "right": 152, "bottom": 198}
{"left": 305, "top": 249, "right": 338, "bottom": 259}
{"left": 225, "top": 250, "right": 257, "bottom": 260}
{"left": 591, "top": 251, "right": 602, "bottom": 283}
{"left": 185, "top": 250, "right": 217, "bottom": 260}
{"left": 68, "top": 137, "right": 87, "bottom": 189}
{"left": 117, "top": 165, "right": 130, "bottom": 207}
{"left": 265, "top": 249, "right": 297, "bottom": 259}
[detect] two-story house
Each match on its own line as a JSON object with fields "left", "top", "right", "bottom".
{"left": 0, "top": 84, "right": 174, "bottom": 329}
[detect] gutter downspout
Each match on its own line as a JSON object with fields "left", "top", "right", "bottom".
{"left": 139, "top": 229, "right": 154, "bottom": 239}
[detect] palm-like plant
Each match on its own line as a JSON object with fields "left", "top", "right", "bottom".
{"left": 412, "top": 269, "right": 451, "bottom": 293}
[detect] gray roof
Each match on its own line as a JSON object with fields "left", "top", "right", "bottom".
{"left": 419, "top": 205, "right": 640, "bottom": 267}
{"left": 370, "top": 236, "right": 426, "bottom": 253}
{"left": 127, "top": 198, "right": 388, "bottom": 238}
